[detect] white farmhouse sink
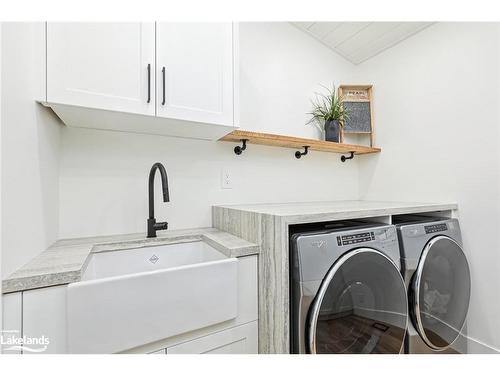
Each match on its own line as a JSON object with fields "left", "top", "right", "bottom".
{"left": 67, "top": 241, "right": 238, "bottom": 354}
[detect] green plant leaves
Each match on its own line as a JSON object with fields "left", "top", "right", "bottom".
{"left": 306, "top": 84, "right": 349, "bottom": 129}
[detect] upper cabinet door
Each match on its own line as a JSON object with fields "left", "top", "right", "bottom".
{"left": 47, "top": 23, "right": 155, "bottom": 115}
{"left": 156, "top": 23, "right": 235, "bottom": 126}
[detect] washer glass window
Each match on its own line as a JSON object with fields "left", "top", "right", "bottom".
{"left": 307, "top": 248, "right": 408, "bottom": 354}
{"left": 412, "top": 236, "right": 471, "bottom": 350}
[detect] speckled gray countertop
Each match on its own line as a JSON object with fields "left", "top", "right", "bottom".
{"left": 2, "top": 228, "right": 259, "bottom": 294}
{"left": 213, "top": 200, "right": 458, "bottom": 224}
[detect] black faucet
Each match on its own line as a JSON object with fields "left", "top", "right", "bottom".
{"left": 147, "top": 162, "right": 170, "bottom": 238}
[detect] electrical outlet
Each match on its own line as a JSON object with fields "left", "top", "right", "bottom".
{"left": 221, "top": 169, "right": 232, "bottom": 189}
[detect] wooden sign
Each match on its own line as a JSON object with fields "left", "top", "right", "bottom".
{"left": 338, "top": 85, "right": 374, "bottom": 146}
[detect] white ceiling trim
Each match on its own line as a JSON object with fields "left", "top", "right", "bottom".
{"left": 292, "top": 22, "right": 434, "bottom": 65}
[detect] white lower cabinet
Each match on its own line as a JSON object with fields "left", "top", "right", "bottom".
{"left": 1, "top": 255, "right": 258, "bottom": 354}
{"left": 166, "top": 321, "right": 258, "bottom": 354}
{"left": 1, "top": 292, "right": 22, "bottom": 354}
{"left": 23, "top": 286, "right": 67, "bottom": 354}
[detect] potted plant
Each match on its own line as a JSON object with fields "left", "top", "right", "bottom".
{"left": 307, "top": 85, "right": 348, "bottom": 143}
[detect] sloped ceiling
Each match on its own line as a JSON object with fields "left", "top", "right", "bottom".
{"left": 292, "top": 22, "right": 433, "bottom": 64}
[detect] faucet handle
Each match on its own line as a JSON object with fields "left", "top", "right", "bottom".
{"left": 147, "top": 219, "right": 168, "bottom": 238}
{"left": 154, "top": 221, "right": 169, "bottom": 231}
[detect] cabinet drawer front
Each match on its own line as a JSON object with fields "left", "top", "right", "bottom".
{"left": 47, "top": 22, "right": 155, "bottom": 115}
{"left": 156, "top": 22, "right": 234, "bottom": 126}
{"left": 166, "top": 321, "right": 258, "bottom": 354}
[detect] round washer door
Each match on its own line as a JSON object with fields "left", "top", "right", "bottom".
{"left": 307, "top": 248, "right": 408, "bottom": 354}
{"left": 411, "top": 235, "right": 471, "bottom": 350}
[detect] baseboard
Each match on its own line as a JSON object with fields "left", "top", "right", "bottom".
{"left": 465, "top": 335, "right": 500, "bottom": 354}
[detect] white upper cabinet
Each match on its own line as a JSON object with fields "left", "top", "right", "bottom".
{"left": 44, "top": 22, "right": 238, "bottom": 139}
{"left": 47, "top": 23, "right": 155, "bottom": 115}
{"left": 156, "top": 23, "right": 235, "bottom": 126}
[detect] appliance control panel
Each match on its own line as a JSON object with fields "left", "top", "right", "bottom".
{"left": 424, "top": 223, "right": 448, "bottom": 234}
{"left": 337, "top": 231, "right": 375, "bottom": 246}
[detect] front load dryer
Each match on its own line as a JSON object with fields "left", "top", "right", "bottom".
{"left": 394, "top": 215, "right": 471, "bottom": 354}
{"left": 290, "top": 221, "right": 408, "bottom": 354}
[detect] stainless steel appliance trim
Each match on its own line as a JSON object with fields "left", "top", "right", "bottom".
{"left": 412, "top": 235, "right": 468, "bottom": 351}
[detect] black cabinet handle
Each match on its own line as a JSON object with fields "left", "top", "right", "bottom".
{"left": 147, "top": 63, "right": 151, "bottom": 103}
{"left": 162, "top": 67, "right": 166, "bottom": 105}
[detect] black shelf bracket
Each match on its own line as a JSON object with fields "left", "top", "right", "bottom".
{"left": 234, "top": 139, "right": 248, "bottom": 155}
{"left": 341, "top": 151, "right": 355, "bottom": 162}
{"left": 295, "top": 146, "right": 309, "bottom": 159}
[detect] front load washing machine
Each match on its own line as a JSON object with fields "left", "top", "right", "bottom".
{"left": 394, "top": 215, "right": 471, "bottom": 354}
{"left": 290, "top": 221, "right": 408, "bottom": 354}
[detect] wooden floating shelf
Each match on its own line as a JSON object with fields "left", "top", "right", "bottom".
{"left": 220, "top": 130, "right": 381, "bottom": 155}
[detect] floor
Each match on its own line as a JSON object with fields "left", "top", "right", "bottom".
{"left": 315, "top": 314, "right": 406, "bottom": 354}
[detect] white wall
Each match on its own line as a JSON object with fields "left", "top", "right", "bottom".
{"left": 0, "top": 22, "right": 3, "bottom": 329}
{"left": 356, "top": 23, "right": 500, "bottom": 352}
{"left": 58, "top": 22, "right": 359, "bottom": 238}
{"left": 1, "top": 23, "right": 62, "bottom": 277}
{"left": 239, "top": 23, "right": 355, "bottom": 138}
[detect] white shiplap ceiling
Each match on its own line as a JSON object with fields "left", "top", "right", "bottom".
{"left": 293, "top": 22, "right": 433, "bottom": 64}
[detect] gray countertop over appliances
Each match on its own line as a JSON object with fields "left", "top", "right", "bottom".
{"left": 213, "top": 200, "right": 457, "bottom": 223}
